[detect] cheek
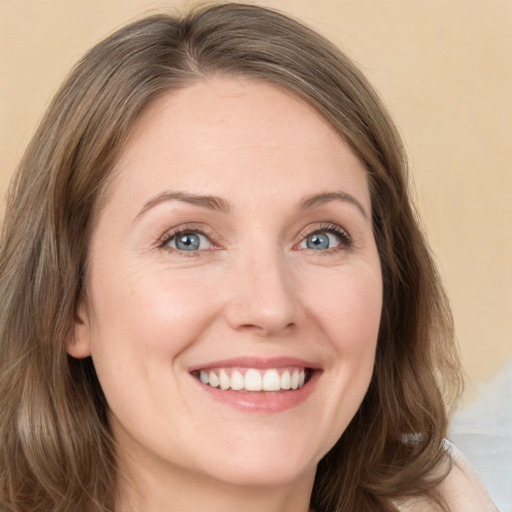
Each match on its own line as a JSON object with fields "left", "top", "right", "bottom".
{"left": 295, "top": 265, "right": 382, "bottom": 455}
{"left": 85, "top": 267, "right": 225, "bottom": 425}
{"left": 308, "top": 267, "right": 382, "bottom": 356}
{"left": 90, "top": 267, "right": 222, "bottom": 356}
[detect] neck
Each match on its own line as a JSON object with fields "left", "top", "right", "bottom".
{"left": 116, "top": 454, "right": 315, "bottom": 512}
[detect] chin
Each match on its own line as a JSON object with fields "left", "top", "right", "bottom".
{"left": 205, "top": 458, "right": 316, "bottom": 489}
{"left": 192, "top": 436, "right": 322, "bottom": 489}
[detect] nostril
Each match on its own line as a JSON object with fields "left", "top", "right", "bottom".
{"left": 236, "top": 320, "right": 296, "bottom": 336}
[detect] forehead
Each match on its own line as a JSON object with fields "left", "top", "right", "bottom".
{"left": 105, "top": 77, "right": 370, "bottom": 214}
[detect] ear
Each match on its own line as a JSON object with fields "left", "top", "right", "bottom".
{"left": 66, "top": 297, "right": 92, "bottom": 359}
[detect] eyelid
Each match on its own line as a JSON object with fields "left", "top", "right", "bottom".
{"left": 157, "top": 223, "right": 220, "bottom": 253}
{"left": 295, "top": 222, "right": 353, "bottom": 251}
{"left": 155, "top": 221, "right": 352, "bottom": 254}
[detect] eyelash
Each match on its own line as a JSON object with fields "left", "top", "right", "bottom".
{"left": 157, "top": 222, "right": 353, "bottom": 255}
{"left": 297, "top": 223, "right": 353, "bottom": 252}
{"left": 158, "top": 224, "right": 217, "bottom": 256}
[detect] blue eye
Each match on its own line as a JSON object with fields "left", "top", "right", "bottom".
{"left": 166, "top": 231, "right": 211, "bottom": 251}
{"left": 299, "top": 230, "right": 346, "bottom": 251}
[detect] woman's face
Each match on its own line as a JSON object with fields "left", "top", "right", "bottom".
{"left": 69, "top": 78, "right": 382, "bottom": 491}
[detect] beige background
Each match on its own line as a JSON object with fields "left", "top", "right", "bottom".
{"left": 1, "top": 0, "right": 511, "bottom": 398}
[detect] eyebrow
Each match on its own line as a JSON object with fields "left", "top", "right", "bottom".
{"left": 135, "top": 191, "right": 231, "bottom": 222}
{"left": 135, "top": 189, "right": 368, "bottom": 222}
{"left": 299, "top": 191, "right": 368, "bottom": 219}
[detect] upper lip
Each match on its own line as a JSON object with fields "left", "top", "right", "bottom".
{"left": 188, "top": 356, "right": 321, "bottom": 373}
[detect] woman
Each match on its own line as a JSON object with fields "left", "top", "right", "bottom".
{"left": 0, "top": 3, "right": 498, "bottom": 512}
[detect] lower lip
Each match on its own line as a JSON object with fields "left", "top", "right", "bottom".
{"left": 192, "top": 370, "right": 320, "bottom": 413}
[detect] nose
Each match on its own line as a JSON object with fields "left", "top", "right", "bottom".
{"left": 223, "top": 248, "right": 301, "bottom": 337}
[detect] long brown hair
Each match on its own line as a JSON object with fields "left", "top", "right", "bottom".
{"left": 0, "top": 4, "right": 462, "bottom": 511}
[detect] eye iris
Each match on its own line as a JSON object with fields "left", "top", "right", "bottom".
{"left": 175, "top": 233, "right": 201, "bottom": 251}
{"left": 306, "top": 232, "right": 330, "bottom": 250}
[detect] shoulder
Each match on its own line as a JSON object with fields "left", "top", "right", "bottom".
{"left": 395, "top": 440, "right": 499, "bottom": 512}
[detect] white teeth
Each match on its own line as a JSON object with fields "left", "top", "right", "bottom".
{"left": 262, "top": 369, "right": 281, "bottom": 391}
{"left": 291, "top": 370, "right": 300, "bottom": 390}
{"left": 209, "top": 371, "right": 219, "bottom": 388}
{"left": 244, "top": 369, "right": 263, "bottom": 391}
{"left": 197, "top": 367, "right": 310, "bottom": 392}
{"left": 219, "top": 369, "right": 230, "bottom": 390}
{"left": 299, "top": 369, "right": 305, "bottom": 387}
{"left": 230, "top": 370, "right": 245, "bottom": 390}
{"left": 281, "top": 370, "right": 291, "bottom": 390}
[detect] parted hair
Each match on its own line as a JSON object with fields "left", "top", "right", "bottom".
{"left": 0, "top": 3, "right": 461, "bottom": 511}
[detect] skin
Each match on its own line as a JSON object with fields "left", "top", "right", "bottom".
{"left": 68, "top": 77, "right": 383, "bottom": 512}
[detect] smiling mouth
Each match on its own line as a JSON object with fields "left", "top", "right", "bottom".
{"left": 192, "top": 367, "right": 312, "bottom": 392}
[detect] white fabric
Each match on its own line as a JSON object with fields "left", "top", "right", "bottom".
{"left": 449, "top": 360, "right": 512, "bottom": 512}
{"left": 396, "top": 440, "right": 500, "bottom": 511}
